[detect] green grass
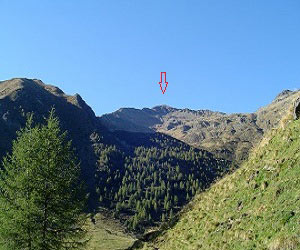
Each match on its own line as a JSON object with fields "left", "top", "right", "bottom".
{"left": 87, "top": 212, "right": 135, "bottom": 250}
{"left": 142, "top": 119, "right": 300, "bottom": 250}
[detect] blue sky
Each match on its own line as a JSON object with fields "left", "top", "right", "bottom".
{"left": 1, "top": 0, "right": 300, "bottom": 115}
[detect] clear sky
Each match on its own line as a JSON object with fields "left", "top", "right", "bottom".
{"left": 1, "top": 0, "right": 300, "bottom": 116}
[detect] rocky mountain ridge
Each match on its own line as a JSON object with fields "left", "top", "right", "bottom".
{"left": 2, "top": 78, "right": 299, "bottom": 170}
{"left": 100, "top": 90, "right": 300, "bottom": 162}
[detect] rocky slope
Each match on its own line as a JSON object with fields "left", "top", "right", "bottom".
{"left": 99, "top": 90, "right": 300, "bottom": 162}
{"left": 140, "top": 105, "right": 300, "bottom": 250}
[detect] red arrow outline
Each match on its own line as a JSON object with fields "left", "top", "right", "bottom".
{"left": 158, "top": 72, "right": 168, "bottom": 94}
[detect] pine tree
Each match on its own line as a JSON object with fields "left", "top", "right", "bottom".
{"left": 0, "top": 110, "right": 88, "bottom": 250}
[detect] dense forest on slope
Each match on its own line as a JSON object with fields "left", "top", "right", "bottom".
{"left": 93, "top": 131, "right": 231, "bottom": 231}
{"left": 141, "top": 116, "right": 300, "bottom": 249}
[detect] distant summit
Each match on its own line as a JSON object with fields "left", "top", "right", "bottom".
{"left": 151, "top": 105, "right": 178, "bottom": 114}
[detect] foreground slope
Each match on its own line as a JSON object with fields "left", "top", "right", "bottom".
{"left": 142, "top": 116, "right": 300, "bottom": 249}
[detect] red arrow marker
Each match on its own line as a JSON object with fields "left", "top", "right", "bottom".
{"left": 158, "top": 72, "right": 168, "bottom": 94}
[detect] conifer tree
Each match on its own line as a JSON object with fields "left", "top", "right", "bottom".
{"left": 0, "top": 110, "right": 87, "bottom": 250}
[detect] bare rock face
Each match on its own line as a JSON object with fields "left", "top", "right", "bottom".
{"left": 99, "top": 90, "right": 300, "bottom": 162}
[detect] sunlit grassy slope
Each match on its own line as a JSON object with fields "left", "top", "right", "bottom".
{"left": 87, "top": 212, "right": 135, "bottom": 250}
{"left": 142, "top": 119, "right": 300, "bottom": 250}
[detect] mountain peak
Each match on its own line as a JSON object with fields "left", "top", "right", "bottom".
{"left": 0, "top": 78, "right": 65, "bottom": 97}
{"left": 152, "top": 104, "right": 173, "bottom": 108}
{"left": 0, "top": 78, "right": 44, "bottom": 100}
{"left": 0, "top": 78, "right": 96, "bottom": 120}
{"left": 273, "top": 89, "right": 295, "bottom": 102}
{"left": 151, "top": 105, "right": 177, "bottom": 114}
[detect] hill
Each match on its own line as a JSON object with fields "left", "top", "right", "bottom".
{"left": 0, "top": 78, "right": 101, "bottom": 191}
{"left": 0, "top": 78, "right": 232, "bottom": 235}
{"left": 100, "top": 91, "right": 300, "bottom": 162}
{"left": 140, "top": 104, "right": 300, "bottom": 249}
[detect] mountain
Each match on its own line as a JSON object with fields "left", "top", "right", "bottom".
{"left": 0, "top": 78, "right": 231, "bottom": 234}
{"left": 1, "top": 78, "right": 299, "bottom": 249}
{"left": 0, "top": 78, "right": 101, "bottom": 190}
{"left": 139, "top": 107, "right": 300, "bottom": 250}
{"left": 100, "top": 91, "right": 300, "bottom": 163}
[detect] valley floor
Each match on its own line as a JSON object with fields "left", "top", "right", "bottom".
{"left": 87, "top": 212, "right": 135, "bottom": 250}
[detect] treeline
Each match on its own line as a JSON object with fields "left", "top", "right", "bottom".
{"left": 93, "top": 132, "right": 230, "bottom": 231}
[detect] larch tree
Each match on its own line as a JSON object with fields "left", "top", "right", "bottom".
{"left": 0, "top": 110, "right": 88, "bottom": 250}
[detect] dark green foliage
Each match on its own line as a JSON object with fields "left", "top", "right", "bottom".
{"left": 94, "top": 131, "right": 231, "bottom": 232}
{"left": 0, "top": 110, "right": 88, "bottom": 250}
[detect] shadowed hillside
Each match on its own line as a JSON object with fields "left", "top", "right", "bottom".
{"left": 0, "top": 78, "right": 102, "bottom": 192}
